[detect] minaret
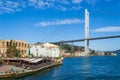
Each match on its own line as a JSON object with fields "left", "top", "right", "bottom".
{"left": 85, "top": 9, "right": 89, "bottom": 56}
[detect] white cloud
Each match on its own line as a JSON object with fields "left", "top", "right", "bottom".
{"left": 85, "top": 0, "right": 98, "bottom": 5}
{"left": 60, "top": 0, "right": 70, "bottom": 4}
{"left": 0, "top": 0, "right": 104, "bottom": 14}
{"left": 0, "top": 0, "right": 25, "bottom": 14}
{"left": 94, "top": 26, "right": 120, "bottom": 32}
{"left": 72, "top": 0, "right": 83, "bottom": 4}
{"left": 60, "top": 7, "right": 67, "bottom": 11}
{"left": 0, "top": 0, "right": 86, "bottom": 14}
{"left": 71, "top": 6, "right": 82, "bottom": 10}
{"left": 36, "top": 18, "right": 84, "bottom": 27}
{"left": 105, "top": 0, "right": 111, "bottom": 2}
{"left": 29, "top": 0, "right": 37, "bottom": 3}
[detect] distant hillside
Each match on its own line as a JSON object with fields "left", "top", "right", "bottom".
{"left": 112, "top": 49, "right": 120, "bottom": 55}
{"left": 54, "top": 43, "right": 84, "bottom": 53}
{"left": 105, "top": 49, "right": 120, "bottom": 55}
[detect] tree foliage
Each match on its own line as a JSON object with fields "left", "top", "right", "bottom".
{"left": 6, "top": 40, "right": 19, "bottom": 58}
{"left": 54, "top": 43, "right": 84, "bottom": 53}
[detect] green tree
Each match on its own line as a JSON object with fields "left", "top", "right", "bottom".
{"left": 90, "top": 50, "right": 95, "bottom": 56}
{"left": 15, "top": 49, "right": 20, "bottom": 57}
{"left": 6, "top": 40, "right": 19, "bottom": 58}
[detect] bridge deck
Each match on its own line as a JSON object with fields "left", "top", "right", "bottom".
{"left": 51, "top": 35, "right": 120, "bottom": 43}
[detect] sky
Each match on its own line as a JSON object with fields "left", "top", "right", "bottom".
{"left": 0, "top": 0, "right": 120, "bottom": 51}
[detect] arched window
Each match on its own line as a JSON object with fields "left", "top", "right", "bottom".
{"left": 6, "top": 41, "right": 9, "bottom": 47}
{"left": 19, "top": 42, "right": 21, "bottom": 47}
{"left": 22, "top": 43, "right": 24, "bottom": 47}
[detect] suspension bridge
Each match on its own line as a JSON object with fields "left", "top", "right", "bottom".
{"left": 50, "top": 9, "right": 120, "bottom": 56}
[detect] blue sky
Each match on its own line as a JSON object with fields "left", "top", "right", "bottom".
{"left": 0, "top": 0, "right": 120, "bottom": 51}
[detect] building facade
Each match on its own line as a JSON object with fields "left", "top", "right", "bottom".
{"left": 30, "top": 43, "right": 60, "bottom": 58}
{"left": 75, "top": 50, "right": 85, "bottom": 56}
{"left": 0, "top": 40, "right": 28, "bottom": 57}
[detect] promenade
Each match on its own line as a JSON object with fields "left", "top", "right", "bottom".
{"left": 0, "top": 58, "right": 63, "bottom": 78}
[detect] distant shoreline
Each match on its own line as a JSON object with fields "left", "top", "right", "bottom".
{"left": 63, "top": 55, "right": 117, "bottom": 58}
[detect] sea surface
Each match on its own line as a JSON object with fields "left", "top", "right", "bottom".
{"left": 4, "top": 56, "right": 120, "bottom": 80}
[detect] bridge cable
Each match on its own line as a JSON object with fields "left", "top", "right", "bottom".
{"left": 45, "top": 25, "right": 71, "bottom": 42}
{"left": 41, "top": 26, "right": 64, "bottom": 42}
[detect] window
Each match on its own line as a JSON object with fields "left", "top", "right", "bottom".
{"left": 19, "top": 42, "right": 21, "bottom": 47}
{"left": 16, "top": 42, "right": 17, "bottom": 46}
{"left": 22, "top": 43, "right": 24, "bottom": 47}
{"left": 6, "top": 42, "right": 9, "bottom": 47}
{"left": 25, "top": 44, "right": 26, "bottom": 48}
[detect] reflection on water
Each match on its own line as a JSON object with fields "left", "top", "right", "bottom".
{"left": 82, "top": 56, "right": 90, "bottom": 80}
{"left": 2, "top": 56, "right": 120, "bottom": 80}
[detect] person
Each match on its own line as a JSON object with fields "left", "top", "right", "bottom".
{"left": 6, "top": 71, "right": 7, "bottom": 74}
{"left": 11, "top": 68, "right": 13, "bottom": 72}
{"left": 22, "top": 69, "right": 24, "bottom": 73}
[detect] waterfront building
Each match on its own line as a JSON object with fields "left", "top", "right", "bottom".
{"left": 0, "top": 40, "right": 28, "bottom": 57}
{"left": 30, "top": 43, "right": 60, "bottom": 58}
{"left": 75, "top": 50, "right": 85, "bottom": 56}
{"left": 96, "top": 51, "right": 105, "bottom": 56}
{"left": 62, "top": 53, "right": 71, "bottom": 57}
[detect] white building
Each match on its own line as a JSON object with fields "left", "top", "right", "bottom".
{"left": 75, "top": 51, "right": 85, "bottom": 56}
{"left": 30, "top": 43, "right": 60, "bottom": 58}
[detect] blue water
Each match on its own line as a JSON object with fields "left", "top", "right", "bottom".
{"left": 5, "top": 56, "right": 120, "bottom": 80}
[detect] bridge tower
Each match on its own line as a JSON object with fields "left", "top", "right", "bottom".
{"left": 85, "top": 9, "right": 89, "bottom": 56}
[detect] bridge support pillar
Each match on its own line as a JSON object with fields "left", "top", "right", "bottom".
{"left": 85, "top": 9, "right": 89, "bottom": 56}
